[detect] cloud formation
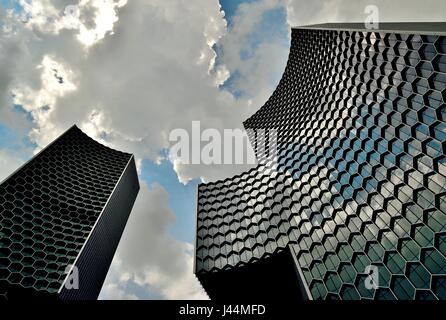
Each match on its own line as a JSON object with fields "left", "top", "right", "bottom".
{"left": 99, "top": 182, "right": 207, "bottom": 300}
{"left": 2, "top": 0, "right": 268, "bottom": 183}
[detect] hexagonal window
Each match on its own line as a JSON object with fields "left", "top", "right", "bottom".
{"left": 432, "top": 275, "right": 446, "bottom": 300}
{"left": 413, "top": 78, "right": 430, "bottom": 95}
{"left": 413, "top": 225, "right": 434, "bottom": 247}
{"left": 48, "top": 281, "right": 61, "bottom": 291}
{"left": 426, "top": 210, "right": 446, "bottom": 232}
{"left": 417, "top": 106, "right": 436, "bottom": 127}
{"left": 416, "top": 61, "right": 434, "bottom": 78}
{"left": 21, "top": 266, "right": 34, "bottom": 276}
{"left": 366, "top": 242, "right": 385, "bottom": 262}
{"left": 352, "top": 253, "right": 371, "bottom": 273}
{"left": 21, "top": 256, "right": 34, "bottom": 267}
{"left": 433, "top": 54, "right": 446, "bottom": 73}
{"left": 7, "top": 272, "right": 24, "bottom": 285}
{"left": 349, "top": 233, "right": 366, "bottom": 251}
{"left": 406, "top": 262, "right": 431, "bottom": 289}
{"left": 323, "top": 252, "right": 340, "bottom": 272}
{"left": 430, "top": 122, "right": 446, "bottom": 144}
{"left": 336, "top": 243, "right": 353, "bottom": 262}
{"left": 418, "top": 44, "right": 437, "bottom": 61}
{"left": 0, "top": 257, "right": 11, "bottom": 269}
{"left": 309, "top": 280, "right": 327, "bottom": 300}
{"left": 9, "top": 252, "right": 24, "bottom": 263}
{"left": 399, "top": 238, "right": 420, "bottom": 261}
{"left": 390, "top": 275, "right": 415, "bottom": 300}
{"left": 376, "top": 263, "right": 392, "bottom": 288}
{"left": 309, "top": 241, "right": 325, "bottom": 260}
{"left": 324, "top": 272, "right": 342, "bottom": 294}
{"left": 0, "top": 247, "right": 12, "bottom": 258}
{"left": 21, "top": 276, "right": 36, "bottom": 288}
{"left": 436, "top": 232, "right": 446, "bottom": 256}
{"left": 339, "top": 262, "right": 356, "bottom": 284}
{"left": 384, "top": 251, "right": 406, "bottom": 274}
{"left": 35, "top": 279, "right": 50, "bottom": 290}
{"left": 302, "top": 268, "right": 313, "bottom": 286}
{"left": 420, "top": 248, "right": 446, "bottom": 274}
{"left": 355, "top": 274, "right": 375, "bottom": 299}
{"left": 435, "top": 37, "right": 446, "bottom": 54}
{"left": 9, "top": 262, "right": 23, "bottom": 273}
{"left": 424, "top": 90, "right": 443, "bottom": 109}
{"left": 339, "top": 284, "right": 360, "bottom": 300}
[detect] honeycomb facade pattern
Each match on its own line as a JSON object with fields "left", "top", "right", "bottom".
{"left": 0, "top": 125, "right": 139, "bottom": 299}
{"left": 195, "top": 23, "right": 446, "bottom": 300}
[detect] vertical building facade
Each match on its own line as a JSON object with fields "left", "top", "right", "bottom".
{"left": 195, "top": 23, "right": 446, "bottom": 300}
{"left": 0, "top": 125, "right": 139, "bottom": 300}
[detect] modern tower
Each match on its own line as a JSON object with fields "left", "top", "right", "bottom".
{"left": 195, "top": 23, "right": 446, "bottom": 300}
{"left": 0, "top": 125, "right": 139, "bottom": 300}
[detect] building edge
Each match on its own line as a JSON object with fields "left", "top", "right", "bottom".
{"left": 58, "top": 155, "right": 140, "bottom": 299}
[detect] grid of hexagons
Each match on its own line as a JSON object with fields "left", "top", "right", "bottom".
{"left": 196, "top": 27, "right": 446, "bottom": 300}
{"left": 0, "top": 126, "right": 132, "bottom": 296}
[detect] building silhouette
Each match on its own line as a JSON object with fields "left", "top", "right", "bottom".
{"left": 0, "top": 125, "right": 139, "bottom": 300}
{"left": 195, "top": 23, "right": 446, "bottom": 300}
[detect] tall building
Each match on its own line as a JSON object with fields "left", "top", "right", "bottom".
{"left": 195, "top": 23, "right": 446, "bottom": 300}
{"left": 0, "top": 125, "right": 139, "bottom": 300}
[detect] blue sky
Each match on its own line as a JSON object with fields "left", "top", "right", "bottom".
{"left": 0, "top": 0, "right": 20, "bottom": 9}
{"left": 141, "top": 158, "right": 199, "bottom": 242}
{"left": 218, "top": 1, "right": 289, "bottom": 98}
{"left": 220, "top": 0, "right": 258, "bottom": 25}
{"left": 0, "top": 124, "right": 24, "bottom": 151}
{"left": 0, "top": 110, "right": 34, "bottom": 162}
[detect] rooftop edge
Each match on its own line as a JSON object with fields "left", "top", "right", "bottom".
{"left": 294, "top": 22, "right": 446, "bottom": 36}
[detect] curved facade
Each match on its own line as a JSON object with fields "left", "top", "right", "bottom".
{"left": 195, "top": 23, "right": 446, "bottom": 300}
{"left": 0, "top": 125, "right": 139, "bottom": 300}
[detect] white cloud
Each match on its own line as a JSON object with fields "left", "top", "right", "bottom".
{"left": 18, "top": 0, "right": 127, "bottom": 47}
{"left": 2, "top": 0, "right": 261, "bottom": 184}
{"left": 75, "top": 0, "right": 128, "bottom": 47}
{"left": 0, "top": 0, "right": 293, "bottom": 185}
{"left": 12, "top": 54, "right": 78, "bottom": 150}
{"left": 99, "top": 182, "right": 207, "bottom": 300}
{"left": 218, "top": 0, "right": 289, "bottom": 104}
